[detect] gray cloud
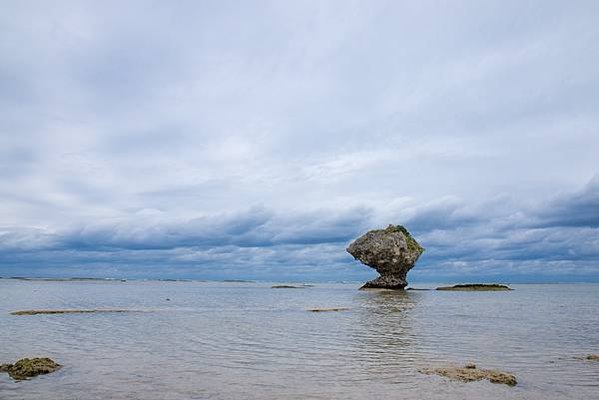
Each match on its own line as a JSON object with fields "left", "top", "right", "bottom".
{"left": 1, "top": 180, "right": 598, "bottom": 281}
{"left": 0, "top": 1, "right": 598, "bottom": 281}
{"left": 532, "top": 176, "right": 599, "bottom": 228}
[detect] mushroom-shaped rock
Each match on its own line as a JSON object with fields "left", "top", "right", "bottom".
{"left": 347, "top": 225, "right": 424, "bottom": 290}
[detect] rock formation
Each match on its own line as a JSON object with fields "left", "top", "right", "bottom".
{"left": 575, "top": 354, "right": 599, "bottom": 361}
{"left": 347, "top": 225, "right": 424, "bottom": 289}
{"left": 11, "top": 309, "right": 133, "bottom": 315}
{"left": 436, "top": 284, "right": 513, "bottom": 291}
{"left": 420, "top": 363, "right": 517, "bottom": 386}
{"left": 0, "top": 358, "right": 61, "bottom": 380}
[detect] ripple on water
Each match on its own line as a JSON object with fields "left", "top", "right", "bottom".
{"left": 0, "top": 281, "right": 598, "bottom": 400}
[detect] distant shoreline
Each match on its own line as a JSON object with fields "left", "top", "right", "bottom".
{"left": 1, "top": 277, "right": 238, "bottom": 283}
{"left": 0, "top": 277, "right": 597, "bottom": 285}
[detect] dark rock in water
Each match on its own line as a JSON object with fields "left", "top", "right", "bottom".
{"left": 271, "top": 285, "right": 304, "bottom": 289}
{"left": 420, "top": 364, "right": 517, "bottom": 386}
{"left": 1, "top": 358, "right": 61, "bottom": 380}
{"left": 272, "top": 284, "right": 313, "bottom": 288}
{"left": 436, "top": 284, "right": 512, "bottom": 291}
{"left": 11, "top": 309, "right": 133, "bottom": 315}
{"left": 347, "top": 225, "right": 424, "bottom": 290}
{"left": 307, "top": 307, "right": 349, "bottom": 312}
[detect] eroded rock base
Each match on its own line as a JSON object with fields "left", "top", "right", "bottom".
{"left": 360, "top": 275, "right": 407, "bottom": 290}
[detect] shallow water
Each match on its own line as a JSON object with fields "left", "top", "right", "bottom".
{"left": 0, "top": 280, "right": 597, "bottom": 399}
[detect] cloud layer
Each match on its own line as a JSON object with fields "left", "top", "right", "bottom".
{"left": 1, "top": 1, "right": 598, "bottom": 281}
{"left": 1, "top": 178, "right": 597, "bottom": 281}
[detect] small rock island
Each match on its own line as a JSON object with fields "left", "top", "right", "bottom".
{"left": 0, "top": 358, "right": 61, "bottom": 380}
{"left": 420, "top": 363, "right": 517, "bottom": 386}
{"left": 347, "top": 225, "right": 424, "bottom": 290}
{"left": 436, "top": 284, "right": 513, "bottom": 291}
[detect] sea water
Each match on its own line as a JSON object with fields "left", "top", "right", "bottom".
{"left": 0, "top": 280, "right": 597, "bottom": 399}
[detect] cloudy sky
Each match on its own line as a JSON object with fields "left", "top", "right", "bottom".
{"left": 1, "top": 0, "right": 598, "bottom": 282}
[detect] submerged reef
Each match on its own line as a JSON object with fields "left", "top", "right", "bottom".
{"left": 347, "top": 225, "right": 424, "bottom": 290}
{"left": 271, "top": 283, "right": 314, "bottom": 289}
{"left": 11, "top": 309, "right": 134, "bottom": 315}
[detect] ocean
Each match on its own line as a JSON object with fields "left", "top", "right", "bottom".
{"left": 0, "top": 279, "right": 597, "bottom": 399}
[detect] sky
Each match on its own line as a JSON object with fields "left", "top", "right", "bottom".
{"left": 1, "top": 0, "right": 598, "bottom": 282}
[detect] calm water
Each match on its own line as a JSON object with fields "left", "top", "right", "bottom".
{"left": 0, "top": 280, "right": 597, "bottom": 399}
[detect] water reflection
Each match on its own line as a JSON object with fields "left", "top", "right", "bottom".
{"left": 347, "top": 290, "right": 421, "bottom": 383}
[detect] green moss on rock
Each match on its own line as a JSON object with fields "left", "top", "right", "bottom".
{"left": 384, "top": 224, "right": 424, "bottom": 254}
